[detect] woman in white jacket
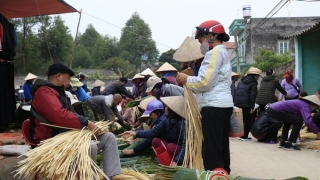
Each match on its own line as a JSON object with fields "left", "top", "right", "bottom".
{"left": 177, "top": 20, "right": 233, "bottom": 174}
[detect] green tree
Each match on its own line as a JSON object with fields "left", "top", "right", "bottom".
{"left": 118, "top": 12, "right": 159, "bottom": 71}
{"left": 72, "top": 45, "right": 92, "bottom": 68}
{"left": 157, "top": 49, "right": 180, "bottom": 70}
{"left": 11, "top": 16, "right": 50, "bottom": 74}
{"left": 78, "top": 24, "right": 100, "bottom": 55}
{"left": 241, "top": 48, "right": 292, "bottom": 74}
{"left": 102, "top": 57, "right": 136, "bottom": 78}
{"left": 39, "top": 16, "right": 73, "bottom": 65}
{"left": 92, "top": 35, "right": 119, "bottom": 67}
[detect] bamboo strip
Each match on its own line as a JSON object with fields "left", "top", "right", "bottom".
{"left": 15, "top": 121, "right": 111, "bottom": 180}
{"left": 182, "top": 85, "right": 203, "bottom": 170}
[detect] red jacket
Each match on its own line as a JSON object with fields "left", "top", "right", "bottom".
{"left": 31, "top": 79, "right": 88, "bottom": 143}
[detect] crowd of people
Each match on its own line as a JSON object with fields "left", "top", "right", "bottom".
{"left": 14, "top": 19, "right": 320, "bottom": 179}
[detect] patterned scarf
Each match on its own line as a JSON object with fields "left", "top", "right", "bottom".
{"left": 284, "top": 69, "right": 293, "bottom": 84}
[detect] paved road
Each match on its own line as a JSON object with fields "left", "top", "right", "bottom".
{"left": 230, "top": 136, "right": 320, "bottom": 180}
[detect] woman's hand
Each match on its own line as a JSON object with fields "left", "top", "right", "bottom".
{"left": 122, "top": 149, "right": 135, "bottom": 155}
{"left": 119, "top": 131, "right": 136, "bottom": 139}
{"left": 176, "top": 73, "right": 189, "bottom": 85}
{"left": 170, "top": 162, "right": 177, "bottom": 167}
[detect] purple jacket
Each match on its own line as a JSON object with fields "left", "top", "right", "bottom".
{"left": 278, "top": 78, "right": 302, "bottom": 100}
{"left": 270, "top": 99, "right": 319, "bottom": 133}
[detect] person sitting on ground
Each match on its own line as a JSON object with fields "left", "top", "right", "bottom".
{"left": 22, "top": 73, "right": 38, "bottom": 102}
{"left": 70, "top": 78, "right": 90, "bottom": 102}
{"left": 121, "top": 96, "right": 186, "bottom": 167}
{"left": 251, "top": 110, "right": 282, "bottom": 143}
{"left": 77, "top": 72, "right": 90, "bottom": 92}
{"left": 91, "top": 79, "right": 105, "bottom": 96}
{"left": 121, "top": 99, "right": 166, "bottom": 156}
{"left": 86, "top": 94, "right": 124, "bottom": 123}
{"left": 101, "top": 77, "right": 135, "bottom": 100}
{"left": 30, "top": 63, "right": 121, "bottom": 178}
{"left": 117, "top": 99, "right": 135, "bottom": 126}
{"left": 156, "top": 62, "right": 178, "bottom": 85}
{"left": 256, "top": 69, "right": 287, "bottom": 112}
{"left": 131, "top": 74, "right": 145, "bottom": 99}
{"left": 267, "top": 95, "right": 320, "bottom": 150}
{"left": 145, "top": 76, "right": 184, "bottom": 99}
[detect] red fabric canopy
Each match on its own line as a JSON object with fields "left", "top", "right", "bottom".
{"left": 0, "top": 0, "right": 77, "bottom": 19}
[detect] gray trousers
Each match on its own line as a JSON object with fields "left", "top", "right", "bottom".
{"left": 90, "top": 132, "right": 121, "bottom": 178}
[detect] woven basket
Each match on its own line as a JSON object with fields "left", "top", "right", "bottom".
{"left": 229, "top": 108, "right": 244, "bottom": 137}
{"left": 152, "top": 143, "right": 172, "bottom": 166}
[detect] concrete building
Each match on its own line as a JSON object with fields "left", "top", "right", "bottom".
{"left": 229, "top": 16, "right": 320, "bottom": 71}
{"left": 284, "top": 22, "right": 320, "bottom": 94}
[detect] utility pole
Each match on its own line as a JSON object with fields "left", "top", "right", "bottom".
{"left": 69, "top": 9, "right": 82, "bottom": 68}
{"left": 234, "top": 35, "right": 240, "bottom": 73}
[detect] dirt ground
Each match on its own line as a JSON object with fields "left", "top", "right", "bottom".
{"left": 229, "top": 136, "right": 320, "bottom": 180}
{"left": 1, "top": 133, "right": 320, "bottom": 180}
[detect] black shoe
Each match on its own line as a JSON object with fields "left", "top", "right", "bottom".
{"left": 284, "top": 142, "right": 301, "bottom": 151}
{"left": 278, "top": 141, "right": 286, "bottom": 148}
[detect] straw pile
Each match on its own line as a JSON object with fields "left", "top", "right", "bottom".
{"left": 297, "top": 140, "right": 320, "bottom": 150}
{"left": 15, "top": 121, "right": 111, "bottom": 180}
{"left": 113, "top": 168, "right": 151, "bottom": 180}
{"left": 182, "top": 85, "right": 203, "bottom": 170}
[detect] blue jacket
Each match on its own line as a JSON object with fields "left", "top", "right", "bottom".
{"left": 133, "top": 112, "right": 166, "bottom": 154}
{"left": 135, "top": 116, "right": 186, "bottom": 164}
{"left": 70, "top": 87, "right": 90, "bottom": 101}
{"left": 23, "top": 81, "right": 33, "bottom": 101}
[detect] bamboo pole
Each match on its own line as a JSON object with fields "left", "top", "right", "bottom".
{"left": 69, "top": 9, "right": 82, "bottom": 68}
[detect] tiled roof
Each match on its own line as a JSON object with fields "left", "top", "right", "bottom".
{"left": 223, "top": 42, "right": 235, "bottom": 49}
{"left": 284, "top": 22, "right": 320, "bottom": 38}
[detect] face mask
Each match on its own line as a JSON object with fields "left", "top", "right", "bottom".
{"left": 71, "top": 87, "right": 78, "bottom": 91}
{"left": 200, "top": 41, "right": 209, "bottom": 55}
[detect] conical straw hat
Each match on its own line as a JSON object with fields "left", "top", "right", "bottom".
{"left": 156, "top": 62, "right": 178, "bottom": 72}
{"left": 92, "top": 79, "right": 105, "bottom": 88}
{"left": 301, "top": 95, "right": 320, "bottom": 106}
{"left": 173, "top": 36, "right": 204, "bottom": 62}
{"left": 245, "top": 67, "right": 262, "bottom": 76}
{"left": 160, "top": 96, "right": 185, "bottom": 119}
{"left": 139, "top": 68, "right": 156, "bottom": 76}
{"left": 139, "top": 96, "right": 157, "bottom": 110}
{"left": 24, "top": 73, "right": 38, "bottom": 81}
{"left": 231, "top": 72, "right": 241, "bottom": 78}
{"left": 132, "top": 74, "right": 144, "bottom": 80}
{"left": 70, "top": 78, "right": 84, "bottom": 87}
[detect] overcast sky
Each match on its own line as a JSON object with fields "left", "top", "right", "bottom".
{"left": 61, "top": 0, "right": 320, "bottom": 54}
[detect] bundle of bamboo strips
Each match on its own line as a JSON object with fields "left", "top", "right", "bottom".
{"left": 15, "top": 121, "right": 111, "bottom": 180}
{"left": 113, "top": 168, "right": 151, "bottom": 180}
{"left": 182, "top": 85, "right": 204, "bottom": 170}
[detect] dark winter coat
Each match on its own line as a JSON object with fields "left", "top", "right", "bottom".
{"left": 251, "top": 111, "right": 279, "bottom": 140}
{"left": 101, "top": 80, "right": 135, "bottom": 99}
{"left": 256, "top": 75, "right": 286, "bottom": 105}
{"left": 133, "top": 113, "right": 166, "bottom": 154}
{"left": 91, "top": 87, "right": 101, "bottom": 96}
{"left": 234, "top": 75, "right": 258, "bottom": 109}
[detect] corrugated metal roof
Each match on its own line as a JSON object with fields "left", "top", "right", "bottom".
{"left": 284, "top": 22, "right": 320, "bottom": 38}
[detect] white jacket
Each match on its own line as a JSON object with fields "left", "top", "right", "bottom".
{"left": 186, "top": 45, "right": 233, "bottom": 109}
